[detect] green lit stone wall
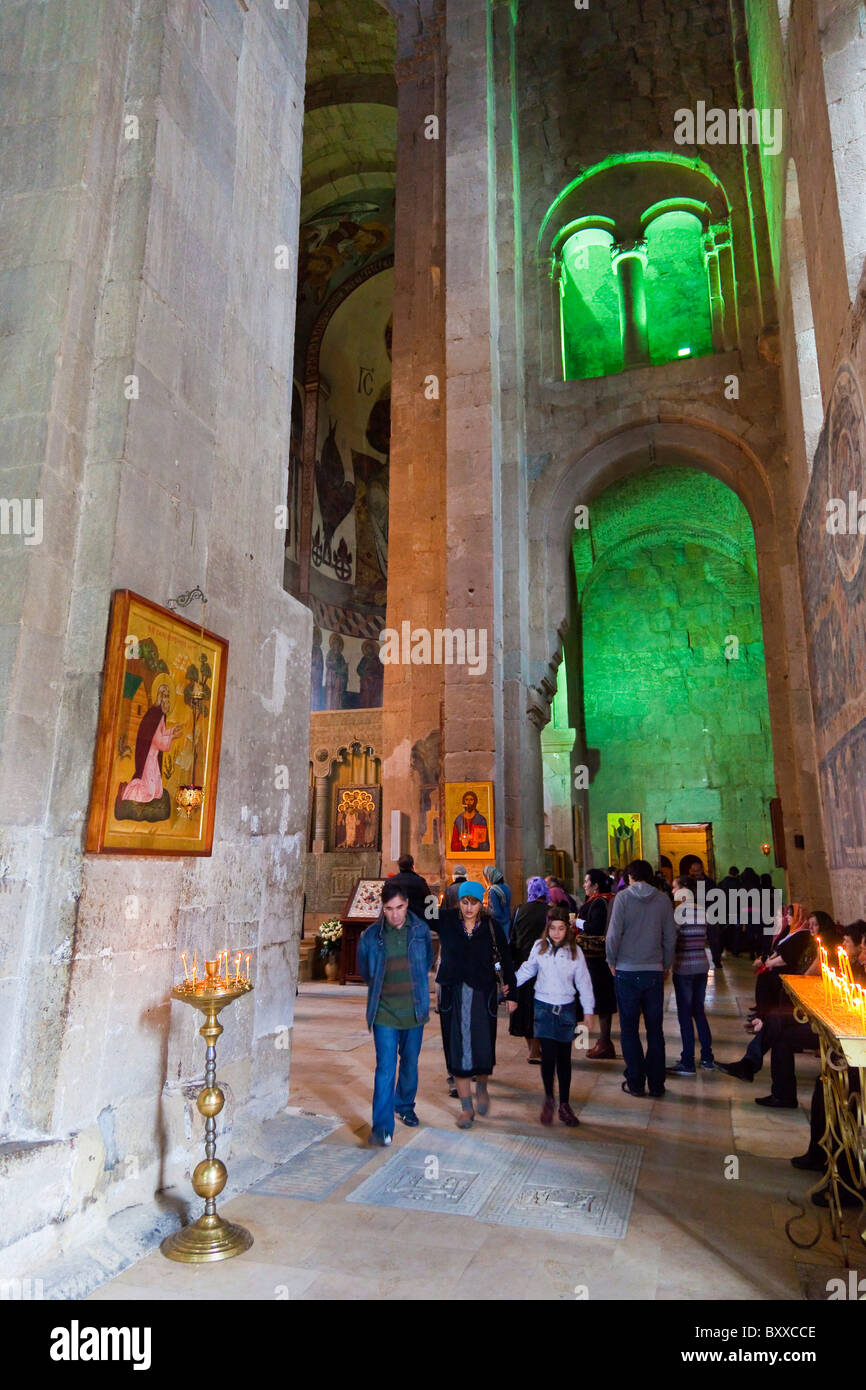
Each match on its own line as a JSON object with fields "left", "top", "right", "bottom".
{"left": 573, "top": 468, "right": 778, "bottom": 876}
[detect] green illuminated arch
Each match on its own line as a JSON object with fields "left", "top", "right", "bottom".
{"left": 540, "top": 154, "right": 736, "bottom": 381}
{"left": 568, "top": 465, "right": 776, "bottom": 874}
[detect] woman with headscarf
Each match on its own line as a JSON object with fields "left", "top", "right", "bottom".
{"left": 432, "top": 881, "right": 517, "bottom": 1127}
{"left": 508, "top": 876, "right": 550, "bottom": 1064}
{"left": 483, "top": 864, "right": 512, "bottom": 940}
{"left": 576, "top": 868, "right": 617, "bottom": 1059}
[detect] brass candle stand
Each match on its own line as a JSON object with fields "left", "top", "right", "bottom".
{"left": 781, "top": 973, "right": 866, "bottom": 1265}
{"left": 161, "top": 957, "right": 254, "bottom": 1263}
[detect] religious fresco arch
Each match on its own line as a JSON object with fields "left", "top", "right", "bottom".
{"left": 285, "top": 0, "right": 398, "bottom": 717}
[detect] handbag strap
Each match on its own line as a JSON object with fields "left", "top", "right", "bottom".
{"left": 487, "top": 915, "right": 502, "bottom": 966}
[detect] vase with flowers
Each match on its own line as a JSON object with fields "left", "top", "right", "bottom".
{"left": 318, "top": 917, "right": 343, "bottom": 981}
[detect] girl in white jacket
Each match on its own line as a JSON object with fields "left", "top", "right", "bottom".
{"left": 516, "top": 906, "right": 595, "bottom": 1126}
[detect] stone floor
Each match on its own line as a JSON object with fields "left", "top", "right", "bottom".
{"left": 90, "top": 959, "right": 864, "bottom": 1301}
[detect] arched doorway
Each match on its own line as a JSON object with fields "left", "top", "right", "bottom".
{"left": 527, "top": 419, "right": 831, "bottom": 907}
{"left": 561, "top": 465, "right": 777, "bottom": 880}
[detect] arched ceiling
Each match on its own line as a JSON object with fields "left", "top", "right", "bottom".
{"left": 302, "top": 104, "right": 397, "bottom": 201}
{"left": 572, "top": 465, "right": 758, "bottom": 602}
{"left": 302, "top": 0, "right": 397, "bottom": 217}
{"left": 296, "top": 0, "right": 398, "bottom": 364}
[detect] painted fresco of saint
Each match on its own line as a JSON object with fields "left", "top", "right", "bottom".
{"left": 115, "top": 682, "right": 183, "bottom": 822}
{"left": 450, "top": 790, "right": 490, "bottom": 853}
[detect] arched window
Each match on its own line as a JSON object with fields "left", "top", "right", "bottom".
{"left": 784, "top": 159, "right": 823, "bottom": 467}
{"left": 644, "top": 210, "right": 714, "bottom": 365}
{"left": 559, "top": 227, "right": 620, "bottom": 380}
{"left": 539, "top": 155, "right": 736, "bottom": 383}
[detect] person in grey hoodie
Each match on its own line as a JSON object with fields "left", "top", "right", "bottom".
{"left": 606, "top": 859, "right": 677, "bottom": 1098}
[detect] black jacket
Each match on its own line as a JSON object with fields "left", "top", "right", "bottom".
{"left": 388, "top": 870, "right": 432, "bottom": 921}
{"left": 431, "top": 908, "right": 517, "bottom": 995}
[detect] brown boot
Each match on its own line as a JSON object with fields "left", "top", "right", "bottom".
{"left": 586, "top": 1041, "right": 616, "bottom": 1059}
{"left": 540, "top": 1095, "right": 555, "bottom": 1125}
{"left": 558, "top": 1102, "right": 580, "bottom": 1127}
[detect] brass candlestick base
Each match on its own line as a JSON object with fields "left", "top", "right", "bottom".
{"left": 161, "top": 1211, "right": 253, "bottom": 1263}
{"left": 161, "top": 963, "right": 254, "bottom": 1264}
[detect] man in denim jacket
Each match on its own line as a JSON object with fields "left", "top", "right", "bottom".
{"left": 357, "top": 879, "right": 435, "bottom": 1145}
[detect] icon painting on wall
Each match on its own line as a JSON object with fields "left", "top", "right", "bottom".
{"left": 607, "top": 813, "right": 643, "bottom": 871}
{"left": 445, "top": 782, "right": 495, "bottom": 860}
{"left": 85, "top": 591, "right": 228, "bottom": 855}
{"left": 333, "top": 785, "right": 381, "bottom": 851}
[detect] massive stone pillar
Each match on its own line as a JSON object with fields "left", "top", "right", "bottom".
{"left": 0, "top": 0, "right": 311, "bottom": 1277}
{"left": 380, "top": 1, "right": 448, "bottom": 881}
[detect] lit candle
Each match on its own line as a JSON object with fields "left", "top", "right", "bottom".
{"left": 181, "top": 952, "right": 189, "bottom": 983}
{"left": 245, "top": 953, "right": 251, "bottom": 984}
{"left": 234, "top": 953, "right": 242, "bottom": 985}
{"left": 223, "top": 949, "right": 229, "bottom": 985}
{"left": 838, "top": 946, "right": 854, "bottom": 986}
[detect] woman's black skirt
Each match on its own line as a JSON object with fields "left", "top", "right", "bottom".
{"left": 508, "top": 978, "right": 536, "bottom": 1038}
{"left": 439, "top": 982, "right": 498, "bottom": 1077}
{"left": 586, "top": 956, "right": 617, "bottom": 1016}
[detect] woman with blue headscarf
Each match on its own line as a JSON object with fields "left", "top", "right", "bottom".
{"left": 508, "top": 877, "right": 550, "bottom": 1063}
{"left": 432, "top": 881, "right": 517, "bottom": 1128}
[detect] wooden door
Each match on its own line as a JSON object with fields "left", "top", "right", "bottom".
{"left": 656, "top": 823, "right": 715, "bottom": 879}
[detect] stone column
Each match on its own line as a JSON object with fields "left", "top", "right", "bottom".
{"left": 702, "top": 232, "right": 726, "bottom": 352}
{"left": 379, "top": 2, "right": 447, "bottom": 880}
{"left": 541, "top": 725, "right": 576, "bottom": 866}
{"left": 703, "top": 222, "right": 738, "bottom": 352}
{"left": 312, "top": 771, "right": 331, "bottom": 855}
{"left": 611, "top": 241, "right": 650, "bottom": 368}
{"left": 441, "top": 0, "right": 500, "bottom": 873}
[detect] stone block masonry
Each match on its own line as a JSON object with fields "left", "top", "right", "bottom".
{"left": 0, "top": 0, "right": 312, "bottom": 1277}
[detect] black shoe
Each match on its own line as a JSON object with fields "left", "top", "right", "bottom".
{"left": 396, "top": 1110, "right": 419, "bottom": 1127}
{"left": 666, "top": 1062, "right": 696, "bottom": 1076}
{"left": 811, "top": 1186, "right": 863, "bottom": 1209}
{"left": 700, "top": 1059, "right": 716, "bottom": 1070}
{"left": 791, "top": 1151, "right": 825, "bottom": 1172}
{"left": 367, "top": 1130, "right": 392, "bottom": 1147}
{"left": 648, "top": 1087, "right": 665, "bottom": 1098}
{"left": 716, "top": 1060, "right": 754, "bottom": 1082}
{"left": 621, "top": 1079, "right": 646, "bottom": 1097}
{"left": 754, "top": 1094, "right": 797, "bottom": 1108}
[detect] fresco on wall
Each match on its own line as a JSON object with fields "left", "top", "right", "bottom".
{"left": 296, "top": 190, "right": 395, "bottom": 333}
{"left": 310, "top": 625, "right": 383, "bottom": 711}
{"left": 798, "top": 363, "right": 866, "bottom": 869}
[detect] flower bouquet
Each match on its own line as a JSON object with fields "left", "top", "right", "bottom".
{"left": 318, "top": 917, "right": 343, "bottom": 960}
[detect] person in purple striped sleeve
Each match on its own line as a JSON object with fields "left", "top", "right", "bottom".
{"left": 667, "top": 876, "right": 715, "bottom": 1077}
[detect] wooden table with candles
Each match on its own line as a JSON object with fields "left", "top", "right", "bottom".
{"left": 782, "top": 942, "right": 866, "bottom": 1261}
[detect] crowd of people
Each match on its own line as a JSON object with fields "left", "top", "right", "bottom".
{"left": 355, "top": 852, "right": 866, "bottom": 1211}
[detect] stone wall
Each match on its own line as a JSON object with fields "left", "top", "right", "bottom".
{"left": 583, "top": 536, "right": 777, "bottom": 877}
{"left": 746, "top": 0, "right": 866, "bottom": 918}
{"left": 442, "top": 0, "right": 830, "bottom": 903}
{"left": 0, "top": 0, "right": 311, "bottom": 1278}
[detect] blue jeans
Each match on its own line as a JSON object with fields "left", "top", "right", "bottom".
{"left": 673, "top": 971, "right": 714, "bottom": 1067}
{"left": 371, "top": 1024, "right": 424, "bottom": 1138}
{"left": 614, "top": 971, "right": 666, "bottom": 1093}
